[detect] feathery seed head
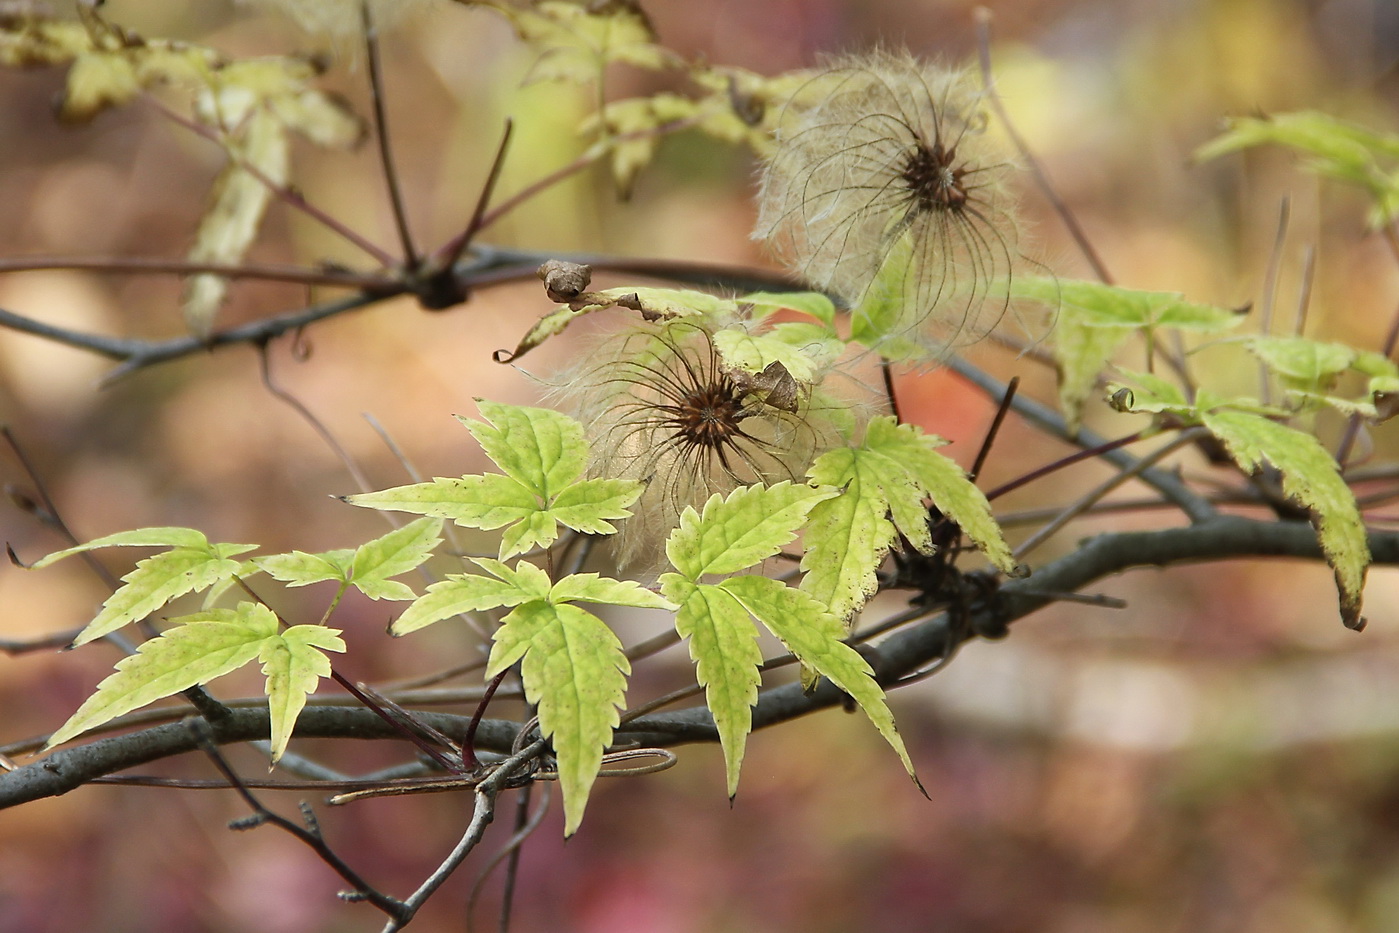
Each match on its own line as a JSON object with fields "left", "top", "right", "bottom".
{"left": 557, "top": 314, "right": 847, "bottom": 567}
{"left": 754, "top": 50, "right": 1025, "bottom": 358}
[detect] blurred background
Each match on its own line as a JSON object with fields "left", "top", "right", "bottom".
{"left": 4, "top": 0, "right": 1399, "bottom": 930}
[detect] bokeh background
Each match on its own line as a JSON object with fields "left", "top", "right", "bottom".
{"left": 5, "top": 0, "right": 1399, "bottom": 930}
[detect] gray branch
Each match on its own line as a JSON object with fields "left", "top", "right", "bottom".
{"left": 4, "top": 515, "right": 1393, "bottom": 810}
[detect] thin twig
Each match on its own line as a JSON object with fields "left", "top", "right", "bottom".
{"left": 945, "top": 354, "right": 1217, "bottom": 523}
{"left": 1013, "top": 428, "right": 1206, "bottom": 559}
{"left": 970, "top": 376, "right": 1018, "bottom": 482}
{"left": 256, "top": 343, "right": 377, "bottom": 494}
{"left": 973, "top": 8, "right": 1113, "bottom": 284}
{"left": 0, "top": 255, "right": 391, "bottom": 289}
{"left": 437, "top": 120, "right": 515, "bottom": 272}
{"left": 464, "top": 783, "right": 551, "bottom": 933}
{"left": 984, "top": 429, "right": 1148, "bottom": 502}
{"left": 362, "top": 1, "right": 418, "bottom": 267}
{"left": 382, "top": 739, "right": 548, "bottom": 933}
{"left": 186, "top": 717, "right": 407, "bottom": 920}
{"left": 469, "top": 117, "right": 701, "bottom": 237}
{"left": 148, "top": 98, "right": 398, "bottom": 267}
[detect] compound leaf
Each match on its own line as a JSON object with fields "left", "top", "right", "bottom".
{"left": 390, "top": 571, "right": 535, "bottom": 637}
{"left": 348, "top": 517, "right": 443, "bottom": 600}
{"left": 548, "top": 478, "right": 643, "bottom": 535}
{"left": 550, "top": 573, "right": 676, "bottom": 611}
{"left": 462, "top": 401, "right": 587, "bottom": 499}
{"left": 665, "top": 482, "right": 838, "bottom": 580}
{"left": 261, "top": 624, "right": 346, "bottom": 766}
{"left": 804, "top": 418, "right": 1014, "bottom": 621}
{"left": 737, "top": 291, "right": 838, "bottom": 327}
{"left": 1200, "top": 409, "right": 1370, "bottom": 629}
{"left": 255, "top": 549, "right": 354, "bottom": 588}
{"left": 486, "top": 601, "right": 629, "bottom": 836}
{"left": 344, "top": 474, "right": 537, "bottom": 529}
{"left": 720, "top": 575, "right": 921, "bottom": 791}
{"left": 660, "top": 575, "right": 762, "bottom": 799}
{"left": 1014, "top": 276, "right": 1244, "bottom": 428}
{"left": 60, "top": 540, "right": 258, "bottom": 649}
{"left": 27, "top": 527, "right": 218, "bottom": 568}
{"left": 45, "top": 603, "right": 279, "bottom": 750}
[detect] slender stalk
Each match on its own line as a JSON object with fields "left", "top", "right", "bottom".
{"left": 974, "top": 8, "right": 1112, "bottom": 284}
{"left": 362, "top": 1, "right": 418, "bottom": 267}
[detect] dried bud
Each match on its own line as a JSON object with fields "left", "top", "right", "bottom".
{"left": 537, "top": 260, "right": 593, "bottom": 303}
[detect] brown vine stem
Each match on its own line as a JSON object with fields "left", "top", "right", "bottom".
{"left": 381, "top": 740, "right": 548, "bottom": 933}
{"left": 362, "top": 1, "right": 418, "bottom": 268}
{"left": 1013, "top": 428, "right": 1205, "bottom": 560}
{"left": 187, "top": 718, "right": 407, "bottom": 921}
{"left": 0, "top": 256, "right": 393, "bottom": 289}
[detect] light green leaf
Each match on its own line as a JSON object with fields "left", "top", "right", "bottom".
{"left": 798, "top": 472, "right": 892, "bottom": 622}
{"left": 712, "top": 323, "right": 843, "bottom": 383}
{"left": 548, "top": 478, "right": 643, "bottom": 535}
{"left": 1201, "top": 409, "right": 1370, "bottom": 629}
{"left": 45, "top": 603, "right": 280, "bottom": 749}
{"left": 1014, "top": 277, "right": 1244, "bottom": 332}
{"left": 390, "top": 572, "right": 534, "bottom": 636}
{"left": 1196, "top": 111, "right": 1399, "bottom": 227}
{"left": 665, "top": 482, "right": 839, "bottom": 580}
{"left": 468, "top": 557, "right": 555, "bottom": 601}
{"left": 500, "top": 509, "right": 560, "bottom": 560}
{"left": 720, "top": 575, "right": 920, "bottom": 789}
{"left": 803, "top": 418, "right": 1015, "bottom": 621}
{"left": 1105, "top": 370, "right": 1193, "bottom": 415}
{"left": 737, "top": 291, "right": 838, "bottom": 326}
{"left": 70, "top": 542, "right": 257, "bottom": 648}
{"left": 849, "top": 234, "right": 928, "bottom": 361}
{"left": 1013, "top": 277, "right": 1244, "bottom": 428}
{"left": 1247, "top": 336, "right": 1357, "bottom": 392}
{"left": 261, "top": 624, "right": 345, "bottom": 766}
{"left": 660, "top": 575, "right": 762, "bottom": 799}
{"left": 348, "top": 517, "right": 442, "bottom": 600}
{"left": 462, "top": 401, "right": 587, "bottom": 500}
{"left": 27, "top": 527, "right": 219, "bottom": 569}
{"left": 344, "top": 474, "right": 537, "bottom": 529}
{"left": 550, "top": 573, "right": 676, "bottom": 610}
{"left": 255, "top": 549, "right": 354, "bottom": 587}
{"left": 485, "top": 601, "right": 630, "bottom": 836}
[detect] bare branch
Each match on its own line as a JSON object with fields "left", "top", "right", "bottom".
{"left": 7, "top": 517, "right": 1394, "bottom": 810}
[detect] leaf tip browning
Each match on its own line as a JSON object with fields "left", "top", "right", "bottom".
{"left": 5, "top": 542, "right": 28, "bottom": 568}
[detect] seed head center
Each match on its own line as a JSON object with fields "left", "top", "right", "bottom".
{"left": 676, "top": 382, "right": 747, "bottom": 447}
{"left": 902, "top": 140, "right": 967, "bottom": 212}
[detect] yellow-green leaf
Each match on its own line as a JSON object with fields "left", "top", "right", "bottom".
{"left": 485, "top": 600, "right": 630, "bottom": 836}
{"left": 45, "top": 603, "right": 280, "bottom": 750}
{"left": 348, "top": 517, "right": 442, "bottom": 600}
{"left": 261, "top": 624, "right": 346, "bottom": 766}
{"left": 803, "top": 418, "right": 1014, "bottom": 622}
{"left": 344, "top": 474, "right": 538, "bottom": 528}
{"left": 1201, "top": 409, "right": 1370, "bottom": 629}
{"left": 720, "top": 575, "right": 921, "bottom": 790}
{"left": 462, "top": 401, "right": 587, "bottom": 499}
{"left": 665, "top": 482, "right": 839, "bottom": 580}
{"left": 659, "top": 575, "right": 762, "bottom": 799}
